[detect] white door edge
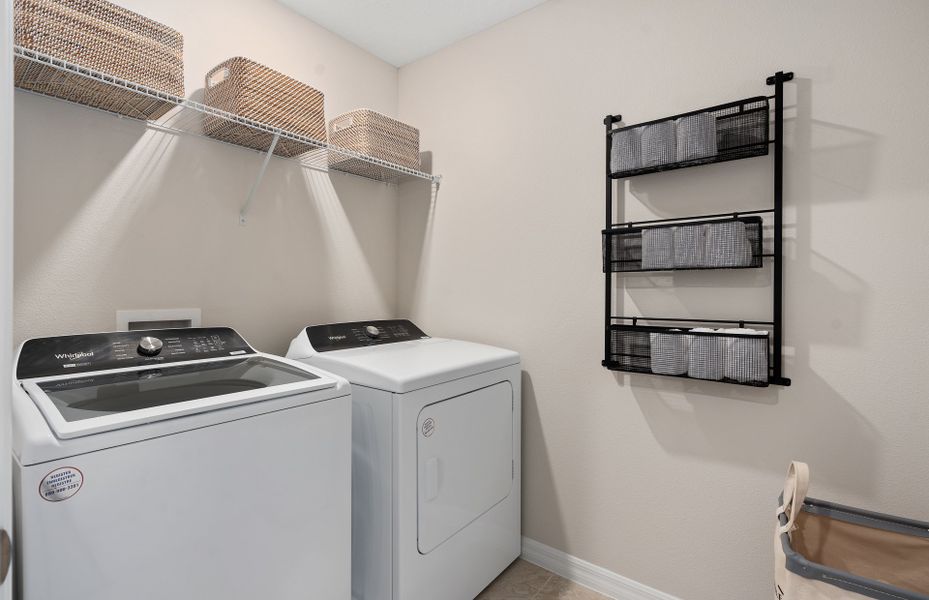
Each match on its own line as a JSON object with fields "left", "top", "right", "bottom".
{"left": 1, "top": 0, "right": 15, "bottom": 597}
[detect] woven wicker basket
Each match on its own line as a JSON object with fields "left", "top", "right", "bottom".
{"left": 328, "top": 109, "right": 421, "bottom": 181}
{"left": 14, "top": 0, "right": 183, "bottom": 120}
{"left": 202, "top": 57, "right": 327, "bottom": 158}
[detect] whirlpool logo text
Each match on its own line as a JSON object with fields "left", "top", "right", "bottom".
{"left": 55, "top": 351, "right": 94, "bottom": 361}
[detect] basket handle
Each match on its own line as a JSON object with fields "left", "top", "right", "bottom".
{"left": 207, "top": 66, "right": 231, "bottom": 89}
{"left": 331, "top": 115, "right": 355, "bottom": 133}
{"left": 777, "top": 461, "right": 810, "bottom": 535}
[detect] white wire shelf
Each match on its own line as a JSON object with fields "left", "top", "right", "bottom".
{"left": 13, "top": 45, "right": 441, "bottom": 222}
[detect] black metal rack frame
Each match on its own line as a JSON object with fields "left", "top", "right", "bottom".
{"left": 602, "top": 70, "right": 793, "bottom": 387}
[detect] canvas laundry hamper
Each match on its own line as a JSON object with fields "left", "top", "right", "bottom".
{"left": 775, "top": 462, "right": 929, "bottom": 600}
{"left": 14, "top": 0, "right": 184, "bottom": 119}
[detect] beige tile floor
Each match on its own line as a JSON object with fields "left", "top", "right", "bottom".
{"left": 476, "top": 559, "right": 611, "bottom": 600}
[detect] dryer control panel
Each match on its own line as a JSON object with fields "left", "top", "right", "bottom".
{"left": 17, "top": 327, "right": 255, "bottom": 379}
{"left": 307, "top": 320, "right": 429, "bottom": 352}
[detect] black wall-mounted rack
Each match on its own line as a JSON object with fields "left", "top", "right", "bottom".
{"left": 602, "top": 70, "right": 793, "bottom": 387}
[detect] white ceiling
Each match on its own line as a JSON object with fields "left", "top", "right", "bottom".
{"left": 277, "top": 0, "right": 549, "bottom": 67}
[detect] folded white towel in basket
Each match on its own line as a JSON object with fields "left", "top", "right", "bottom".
{"left": 673, "top": 225, "right": 707, "bottom": 268}
{"left": 705, "top": 220, "right": 754, "bottom": 268}
{"left": 721, "top": 328, "right": 769, "bottom": 384}
{"left": 687, "top": 328, "right": 725, "bottom": 380}
{"left": 641, "top": 121, "right": 677, "bottom": 168}
{"left": 675, "top": 112, "right": 718, "bottom": 162}
{"left": 650, "top": 331, "right": 689, "bottom": 375}
{"left": 641, "top": 227, "right": 675, "bottom": 270}
{"left": 611, "top": 127, "right": 642, "bottom": 175}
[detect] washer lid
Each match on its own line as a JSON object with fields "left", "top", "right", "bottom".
{"left": 22, "top": 355, "right": 335, "bottom": 439}
{"left": 305, "top": 338, "right": 519, "bottom": 393}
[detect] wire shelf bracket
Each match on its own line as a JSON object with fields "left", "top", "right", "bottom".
{"left": 239, "top": 132, "right": 280, "bottom": 225}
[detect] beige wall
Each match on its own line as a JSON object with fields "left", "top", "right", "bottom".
{"left": 14, "top": 0, "right": 402, "bottom": 353}
{"left": 13, "top": 0, "right": 929, "bottom": 598}
{"left": 398, "top": 1, "right": 929, "bottom": 598}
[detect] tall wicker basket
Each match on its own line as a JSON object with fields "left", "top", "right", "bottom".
{"left": 202, "top": 57, "right": 327, "bottom": 158}
{"left": 328, "top": 109, "right": 421, "bottom": 181}
{"left": 14, "top": 0, "right": 184, "bottom": 120}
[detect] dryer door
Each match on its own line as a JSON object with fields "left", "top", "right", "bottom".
{"left": 416, "top": 381, "right": 514, "bottom": 554}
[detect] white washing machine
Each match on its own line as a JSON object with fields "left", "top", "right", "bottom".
{"left": 287, "top": 320, "right": 521, "bottom": 600}
{"left": 12, "top": 327, "right": 352, "bottom": 600}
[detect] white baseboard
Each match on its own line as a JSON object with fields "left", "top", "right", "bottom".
{"left": 520, "top": 537, "right": 682, "bottom": 600}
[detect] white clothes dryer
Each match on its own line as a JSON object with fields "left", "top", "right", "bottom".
{"left": 13, "top": 327, "right": 352, "bottom": 600}
{"left": 287, "top": 320, "right": 521, "bottom": 600}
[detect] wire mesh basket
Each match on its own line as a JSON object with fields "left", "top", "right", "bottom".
{"left": 607, "top": 324, "right": 770, "bottom": 386}
{"left": 610, "top": 328, "right": 651, "bottom": 373}
{"left": 328, "top": 109, "right": 421, "bottom": 181}
{"left": 13, "top": 0, "right": 183, "bottom": 120}
{"left": 603, "top": 216, "right": 764, "bottom": 273}
{"left": 610, "top": 96, "right": 770, "bottom": 178}
{"left": 203, "top": 57, "right": 327, "bottom": 158}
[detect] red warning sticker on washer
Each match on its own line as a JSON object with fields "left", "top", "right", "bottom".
{"left": 39, "top": 467, "right": 83, "bottom": 502}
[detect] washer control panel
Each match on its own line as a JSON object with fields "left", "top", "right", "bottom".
{"left": 307, "top": 320, "right": 428, "bottom": 352}
{"left": 17, "top": 327, "right": 255, "bottom": 379}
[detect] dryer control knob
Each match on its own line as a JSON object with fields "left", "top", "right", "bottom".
{"left": 364, "top": 325, "right": 380, "bottom": 338}
{"left": 138, "top": 336, "right": 164, "bottom": 356}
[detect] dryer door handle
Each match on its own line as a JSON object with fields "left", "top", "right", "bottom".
{"left": 424, "top": 457, "right": 439, "bottom": 501}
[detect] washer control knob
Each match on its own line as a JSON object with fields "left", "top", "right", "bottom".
{"left": 137, "top": 336, "right": 164, "bottom": 356}
{"left": 364, "top": 325, "right": 380, "bottom": 338}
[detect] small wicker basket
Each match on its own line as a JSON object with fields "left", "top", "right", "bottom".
{"left": 328, "top": 109, "right": 421, "bottom": 181}
{"left": 203, "top": 57, "right": 327, "bottom": 158}
{"left": 14, "top": 0, "right": 184, "bottom": 120}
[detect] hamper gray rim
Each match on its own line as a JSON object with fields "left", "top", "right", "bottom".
{"left": 777, "top": 494, "right": 929, "bottom": 600}
{"left": 801, "top": 497, "right": 929, "bottom": 538}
